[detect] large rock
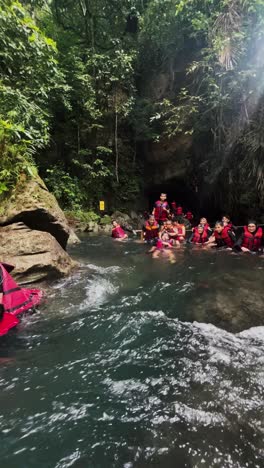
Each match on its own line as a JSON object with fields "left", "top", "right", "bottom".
{"left": 0, "top": 174, "right": 80, "bottom": 249}
{"left": 0, "top": 223, "right": 77, "bottom": 283}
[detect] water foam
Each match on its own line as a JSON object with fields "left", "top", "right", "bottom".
{"left": 80, "top": 278, "right": 118, "bottom": 310}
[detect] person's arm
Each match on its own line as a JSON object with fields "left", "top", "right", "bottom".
{"left": 168, "top": 228, "right": 178, "bottom": 238}
{"left": 181, "top": 226, "right": 186, "bottom": 237}
{"left": 233, "top": 233, "right": 244, "bottom": 251}
{"left": 228, "top": 230, "right": 236, "bottom": 243}
{"left": 207, "top": 234, "right": 215, "bottom": 243}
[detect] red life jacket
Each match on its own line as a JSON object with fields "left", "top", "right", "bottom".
{"left": 164, "top": 226, "right": 176, "bottom": 240}
{"left": 0, "top": 263, "right": 43, "bottom": 317}
{"left": 214, "top": 226, "right": 234, "bottom": 247}
{"left": 156, "top": 238, "right": 173, "bottom": 250}
{"left": 112, "top": 226, "right": 126, "bottom": 238}
{"left": 176, "top": 206, "right": 183, "bottom": 215}
{"left": 171, "top": 202, "right": 177, "bottom": 212}
{"left": 154, "top": 201, "right": 169, "bottom": 221}
{"left": 144, "top": 221, "right": 159, "bottom": 240}
{"left": 242, "top": 226, "right": 263, "bottom": 251}
{"left": 186, "top": 211, "right": 193, "bottom": 220}
{"left": 0, "top": 313, "right": 19, "bottom": 336}
{"left": 175, "top": 225, "right": 185, "bottom": 241}
{"left": 192, "top": 227, "right": 208, "bottom": 244}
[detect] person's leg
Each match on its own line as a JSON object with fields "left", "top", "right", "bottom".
{"left": 152, "top": 250, "right": 160, "bottom": 259}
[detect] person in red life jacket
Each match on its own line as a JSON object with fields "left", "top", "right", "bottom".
{"left": 0, "top": 262, "right": 43, "bottom": 336}
{"left": 143, "top": 216, "right": 159, "bottom": 244}
{"left": 234, "top": 221, "right": 263, "bottom": 253}
{"left": 149, "top": 232, "right": 175, "bottom": 262}
{"left": 209, "top": 221, "right": 236, "bottom": 249}
{"left": 152, "top": 193, "right": 170, "bottom": 224}
{"left": 0, "top": 269, "right": 3, "bottom": 322}
{"left": 199, "top": 217, "right": 213, "bottom": 236}
{"left": 111, "top": 220, "right": 128, "bottom": 240}
{"left": 171, "top": 201, "right": 177, "bottom": 216}
{"left": 173, "top": 218, "right": 186, "bottom": 244}
{"left": 189, "top": 224, "right": 209, "bottom": 245}
{"left": 160, "top": 220, "right": 178, "bottom": 244}
{"left": 176, "top": 205, "right": 184, "bottom": 217}
{"left": 185, "top": 211, "right": 194, "bottom": 223}
{"left": 222, "top": 214, "right": 234, "bottom": 230}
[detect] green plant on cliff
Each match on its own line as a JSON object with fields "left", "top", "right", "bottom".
{"left": 0, "top": 0, "right": 66, "bottom": 193}
{"left": 136, "top": 0, "right": 264, "bottom": 212}
{"left": 2, "top": 0, "right": 264, "bottom": 215}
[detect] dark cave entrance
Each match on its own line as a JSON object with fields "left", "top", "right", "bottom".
{"left": 144, "top": 178, "right": 222, "bottom": 222}
{"left": 145, "top": 178, "right": 198, "bottom": 213}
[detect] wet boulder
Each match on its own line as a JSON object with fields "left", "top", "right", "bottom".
{"left": 0, "top": 223, "right": 77, "bottom": 283}
{"left": 0, "top": 174, "right": 80, "bottom": 249}
{"left": 111, "top": 211, "right": 136, "bottom": 230}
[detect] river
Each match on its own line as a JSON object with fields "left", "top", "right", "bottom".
{"left": 0, "top": 235, "right": 264, "bottom": 468}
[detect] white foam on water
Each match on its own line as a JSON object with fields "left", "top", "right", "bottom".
{"left": 55, "top": 449, "right": 82, "bottom": 468}
{"left": 237, "top": 326, "right": 264, "bottom": 341}
{"left": 86, "top": 263, "right": 122, "bottom": 274}
{"left": 80, "top": 278, "right": 119, "bottom": 310}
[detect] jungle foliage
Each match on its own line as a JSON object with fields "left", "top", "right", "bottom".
{"left": 1, "top": 0, "right": 264, "bottom": 215}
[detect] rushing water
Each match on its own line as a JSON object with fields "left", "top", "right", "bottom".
{"left": 0, "top": 235, "right": 264, "bottom": 468}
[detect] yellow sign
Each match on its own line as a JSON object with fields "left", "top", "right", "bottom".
{"left": 99, "top": 200, "right": 105, "bottom": 211}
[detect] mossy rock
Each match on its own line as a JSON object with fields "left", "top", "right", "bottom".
{"left": 99, "top": 215, "right": 112, "bottom": 225}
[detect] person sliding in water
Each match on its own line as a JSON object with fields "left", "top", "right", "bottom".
{"left": 189, "top": 224, "right": 210, "bottom": 245}
{"left": 152, "top": 193, "right": 170, "bottom": 225}
{"left": 233, "top": 221, "right": 263, "bottom": 254}
{"left": 149, "top": 232, "right": 175, "bottom": 263}
{"left": 209, "top": 221, "right": 236, "bottom": 249}
{"left": 143, "top": 215, "right": 159, "bottom": 245}
{"left": 111, "top": 220, "right": 128, "bottom": 241}
{"left": 0, "top": 262, "right": 43, "bottom": 336}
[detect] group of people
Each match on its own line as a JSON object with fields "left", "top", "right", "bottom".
{"left": 111, "top": 193, "right": 264, "bottom": 260}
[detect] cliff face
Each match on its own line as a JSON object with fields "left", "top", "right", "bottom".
{"left": 139, "top": 55, "right": 200, "bottom": 212}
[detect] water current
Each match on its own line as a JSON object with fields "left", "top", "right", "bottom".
{"left": 0, "top": 235, "right": 264, "bottom": 468}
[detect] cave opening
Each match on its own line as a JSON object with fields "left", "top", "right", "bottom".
{"left": 144, "top": 178, "right": 224, "bottom": 222}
